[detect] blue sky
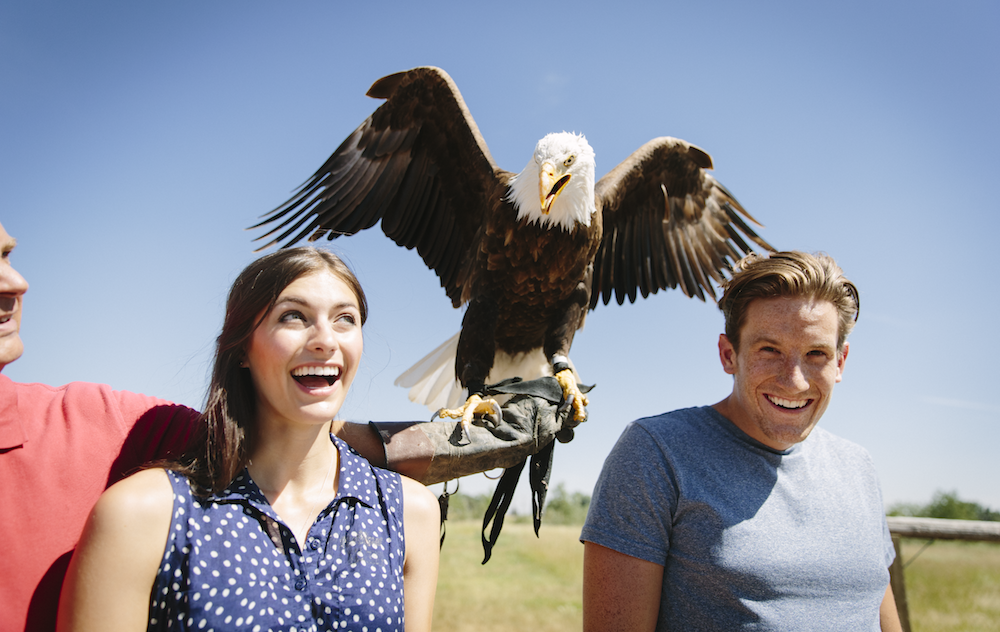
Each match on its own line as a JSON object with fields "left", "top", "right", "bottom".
{"left": 3, "top": 1, "right": 998, "bottom": 511}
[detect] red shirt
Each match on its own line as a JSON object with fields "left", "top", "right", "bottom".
{"left": 0, "top": 374, "right": 199, "bottom": 632}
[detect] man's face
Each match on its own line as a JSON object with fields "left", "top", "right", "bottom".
{"left": 0, "top": 222, "right": 29, "bottom": 370}
{"left": 715, "top": 296, "right": 847, "bottom": 451}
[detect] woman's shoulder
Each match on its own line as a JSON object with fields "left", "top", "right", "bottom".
{"left": 94, "top": 467, "right": 175, "bottom": 530}
{"left": 59, "top": 469, "right": 175, "bottom": 630}
{"left": 399, "top": 476, "right": 440, "bottom": 525}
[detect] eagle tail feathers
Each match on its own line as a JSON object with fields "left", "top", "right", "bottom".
{"left": 395, "top": 334, "right": 582, "bottom": 413}
{"left": 395, "top": 332, "right": 466, "bottom": 411}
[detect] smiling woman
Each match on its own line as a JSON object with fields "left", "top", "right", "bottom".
{"left": 56, "top": 248, "right": 440, "bottom": 632}
{"left": 245, "top": 269, "right": 364, "bottom": 453}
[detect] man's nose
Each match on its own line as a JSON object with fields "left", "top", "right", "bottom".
{"left": 0, "top": 262, "right": 28, "bottom": 295}
{"left": 778, "top": 359, "right": 809, "bottom": 391}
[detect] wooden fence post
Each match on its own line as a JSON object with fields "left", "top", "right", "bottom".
{"left": 885, "top": 517, "right": 1000, "bottom": 631}
{"left": 889, "top": 535, "right": 911, "bottom": 632}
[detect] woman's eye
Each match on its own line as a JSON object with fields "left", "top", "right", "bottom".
{"left": 337, "top": 313, "right": 358, "bottom": 326}
{"left": 279, "top": 310, "right": 306, "bottom": 323}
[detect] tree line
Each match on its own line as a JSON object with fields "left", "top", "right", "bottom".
{"left": 440, "top": 483, "right": 592, "bottom": 525}
{"left": 441, "top": 487, "right": 1000, "bottom": 524}
{"left": 887, "top": 490, "right": 1000, "bottom": 522}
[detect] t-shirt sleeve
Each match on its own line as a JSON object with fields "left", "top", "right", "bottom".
{"left": 580, "top": 421, "right": 676, "bottom": 566}
{"left": 108, "top": 390, "right": 200, "bottom": 482}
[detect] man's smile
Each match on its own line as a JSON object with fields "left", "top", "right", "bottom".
{"left": 765, "top": 394, "right": 811, "bottom": 410}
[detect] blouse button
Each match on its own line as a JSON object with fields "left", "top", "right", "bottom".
{"left": 308, "top": 538, "right": 320, "bottom": 550}
{"left": 295, "top": 577, "right": 308, "bottom": 591}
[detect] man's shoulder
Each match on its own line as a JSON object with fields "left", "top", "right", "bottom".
{"left": 1, "top": 374, "right": 115, "bottom": 423}
{"left": 613, "top": 406, "right": 732, "bottom": 461}
{"left": 807, "top": 425, "right": 869, "bottom": 452}
{"left": 631, "top": 405, "right": 722, "bottom": 436}
{"left": 1, "top": 373, "right": 197, "bottom": 432}
{"left": 2, "top": 373, "right": 117, "bottom": 399}
{"left": 803, "top": 425, "right": 878, "bottom": 467}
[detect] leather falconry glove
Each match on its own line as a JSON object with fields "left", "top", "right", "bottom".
{"left": 369, "top": 376, "right": 582, "bottom": 485}
{"left": 369, "top": 375, "right": 590, "bottom": 562}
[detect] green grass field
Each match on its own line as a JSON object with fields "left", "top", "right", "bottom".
{"left": 431, "top": 522, "right": 1000, "bottom": 631}
{"left": 433, "top": 521, "right": 584, "bottom": 632}
{"left": 900, "top": 539, "right": 1000, "bottom": 632}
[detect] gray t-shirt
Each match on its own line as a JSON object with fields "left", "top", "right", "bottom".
{"left": 581, "top": 406, "right": 894, "bottom": 631}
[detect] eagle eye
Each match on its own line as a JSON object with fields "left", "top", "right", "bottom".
{"left": 564, "top": 155, "right": 575, "bottom": 167}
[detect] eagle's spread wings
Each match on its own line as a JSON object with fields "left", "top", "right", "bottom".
{"left": 251, "top": 67, "right": 502, "bottom": 307}
{"left": 592, "top": 137, "right": 773, "bottom": 307}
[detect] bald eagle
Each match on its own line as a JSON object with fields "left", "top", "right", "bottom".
{"left": 253, "top": 66, "right": 773, "bottom": 426}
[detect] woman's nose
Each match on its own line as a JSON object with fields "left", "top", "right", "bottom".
{"left": 309, "top": 320, "right": 339, "bottom": 352}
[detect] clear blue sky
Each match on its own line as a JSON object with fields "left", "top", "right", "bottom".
{"left": 3, "top": 1, "right": 998, "bottom": 511}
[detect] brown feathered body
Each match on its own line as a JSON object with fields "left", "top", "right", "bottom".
{"left": 454, "top": 191, "right": 602, "bottom": 391}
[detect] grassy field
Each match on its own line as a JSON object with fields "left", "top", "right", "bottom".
{"left": 433, "top": 521, "right": 584, "bottom": 632}
{"left": 900, "top": 539, "right": 1000, "bottom": 632}
{"left": 431, "top": 522, "right": 1000, "bottom": 632}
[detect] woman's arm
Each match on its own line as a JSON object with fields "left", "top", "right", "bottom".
{"left": 57, "top": 468, "right": 174, "bottom": 632}
{"left": 400, "top": 476, "right": 441, "bottom": 632}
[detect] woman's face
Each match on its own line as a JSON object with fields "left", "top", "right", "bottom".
{"left": 245, "top": 269, "right": 364, "bottom": 429}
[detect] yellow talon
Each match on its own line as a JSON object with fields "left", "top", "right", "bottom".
{"left": 435, "top": 394, "right": 503, "bottom": 437}
{"left": 555, "top": 368, "right": 589, "bottom": 422}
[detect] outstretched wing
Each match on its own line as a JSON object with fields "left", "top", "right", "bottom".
{"left": 591, "top": 137, "right": 773, "bottom": 307}
{"left": 251, "top": 66, "right": 501, "bottom": 307}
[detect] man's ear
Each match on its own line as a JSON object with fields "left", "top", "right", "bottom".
{"left": 719, "top": 334, "right": 738, "bottom": 375}
{"left": 835, "top": 341, "right": 849, "bottom": 383}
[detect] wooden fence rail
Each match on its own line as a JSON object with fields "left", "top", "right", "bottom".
{"left": 886, "top": 516, "right": 1000, "bottom": 632}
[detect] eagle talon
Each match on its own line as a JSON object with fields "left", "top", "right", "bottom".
{"left": 555, "top": 368, "right": 589, "bottom": 423}
{"left": 435, "top": 394, "right": 503, "bottom": 438}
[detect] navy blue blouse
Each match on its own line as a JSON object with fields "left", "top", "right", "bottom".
{"left": 148, "top": 435, "right": 405, "bottom": 631}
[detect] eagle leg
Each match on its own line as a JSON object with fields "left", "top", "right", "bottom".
{"left": 434, "top": 394, "right": 503, "bottom": 438}
{"left": 555, "top": 368, "right": 589, "bottom": 423}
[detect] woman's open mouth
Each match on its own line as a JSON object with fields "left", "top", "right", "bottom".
{"left": 292, "top": 365, "right": 342, "bottom": 388}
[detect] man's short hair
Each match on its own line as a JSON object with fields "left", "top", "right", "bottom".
{"left": 718, "top": 251, "right": 859, "bottom": 352}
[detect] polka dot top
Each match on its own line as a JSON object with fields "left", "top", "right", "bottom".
{"left": 149, "top": 434, "right": 405, "bottom": 631}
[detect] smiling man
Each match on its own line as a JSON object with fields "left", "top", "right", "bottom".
{"left": 581, "top": 251, "right": 902, "bottom": 632}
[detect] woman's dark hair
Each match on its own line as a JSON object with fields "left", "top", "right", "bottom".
{"left": 173, "top": 247, "right": 367, "bottom": 495}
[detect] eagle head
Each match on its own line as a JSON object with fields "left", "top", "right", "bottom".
{"left": 507, "top": 132, "right": 597, "bottom": 231}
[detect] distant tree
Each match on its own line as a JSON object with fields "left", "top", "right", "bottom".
{"left": 886, "top": 502, "right": 923, "bottom": 518}
{"left": 887, "top": 490, "right": 1000, "bottom": 522}
{"left": 434, "top": 485, "right": 593, "bottom": 526}
{"left": 439, "top": 491, "right": 494, "bottom": 522}
{"left": 925, "top": 491, "right": 983, "bottom": 520}
{"left": 541, "top": 483, "right": 591, "bottom": 525}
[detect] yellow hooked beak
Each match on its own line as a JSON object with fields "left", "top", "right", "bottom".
{"left": 539, "top": 162, "right": 571, "bottom": 214}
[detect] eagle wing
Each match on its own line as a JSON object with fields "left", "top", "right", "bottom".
{"left": 251, "top": 66, "right": 502, "bottom": 307}
{"left": 591, "top": 137, "right": 773, "bottom": 307}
